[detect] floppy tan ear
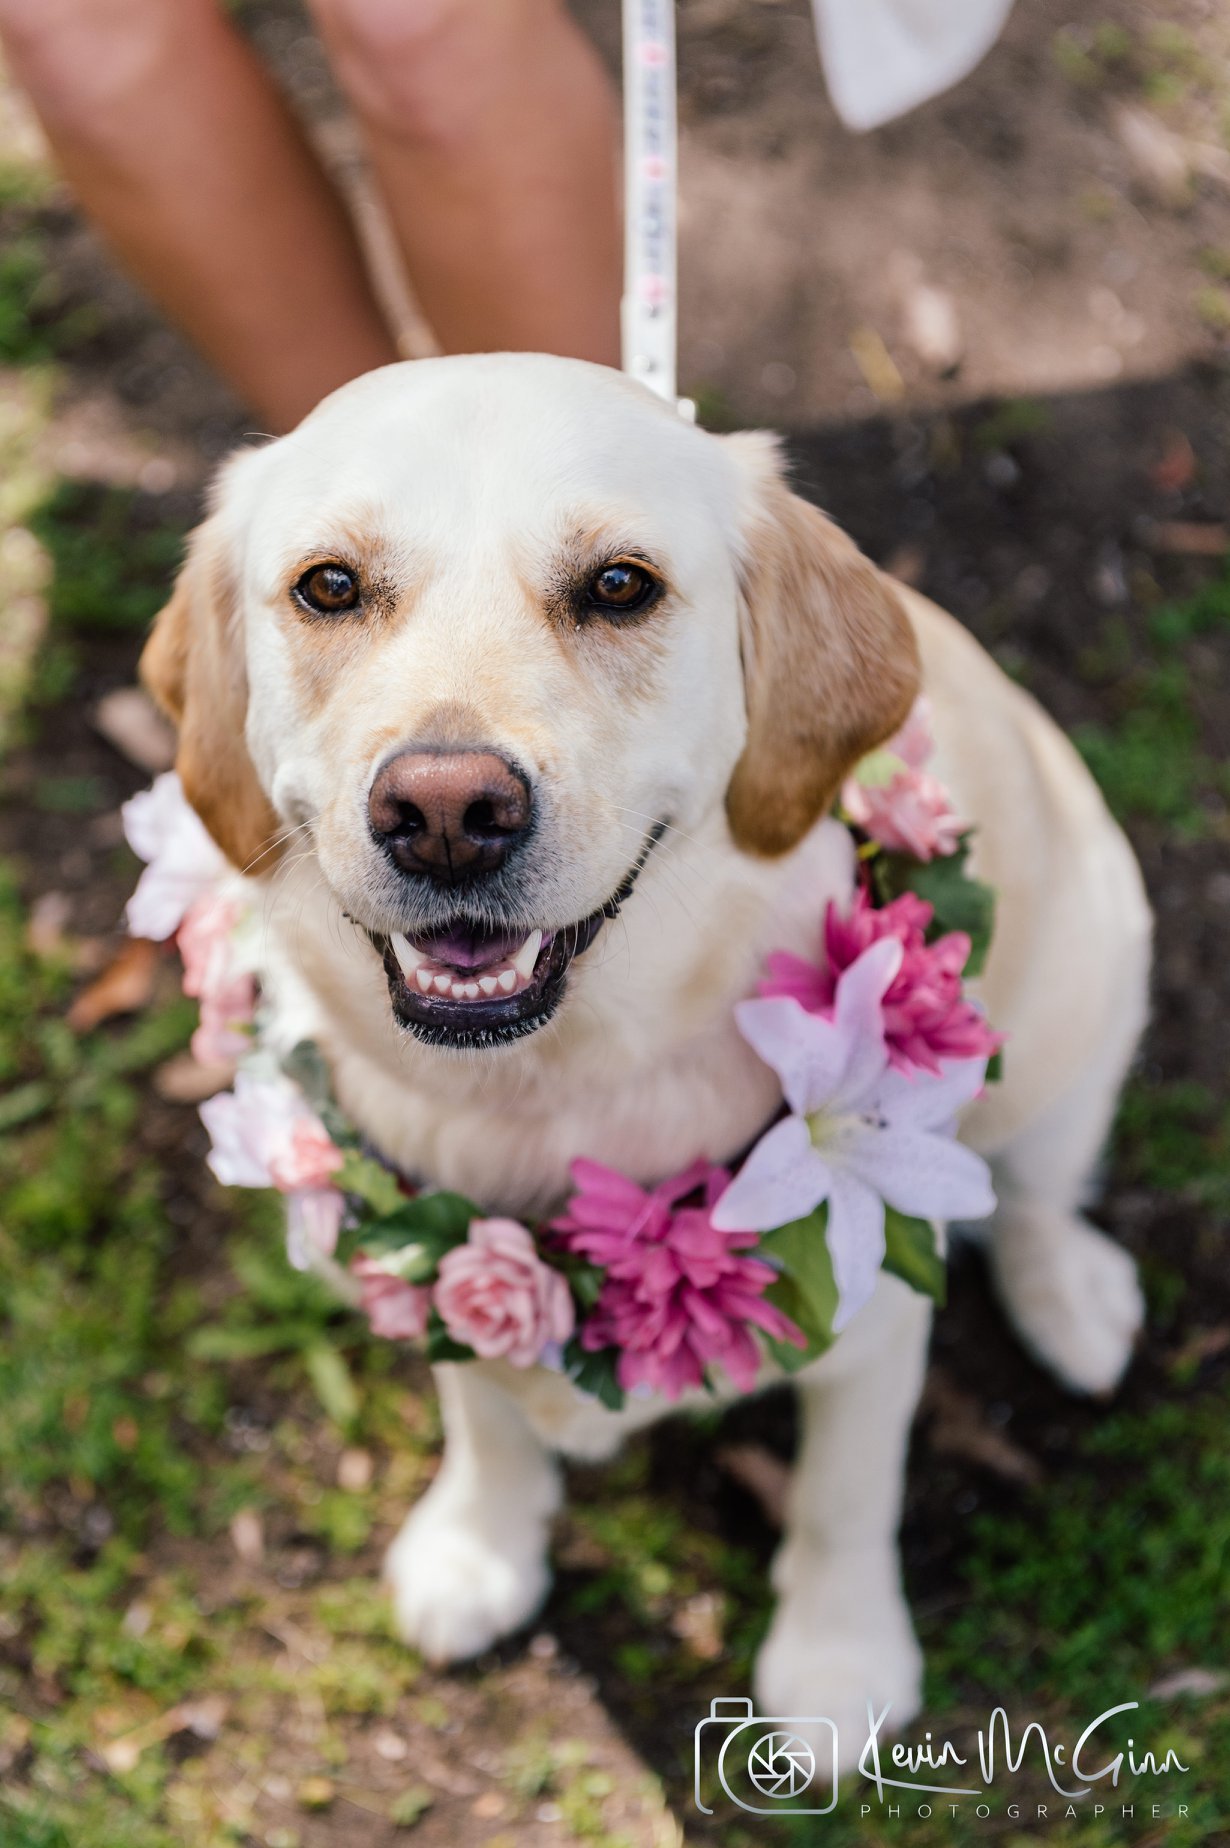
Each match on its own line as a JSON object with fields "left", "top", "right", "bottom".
{"left": 725, "top": 436, "right": 921, "bottom": 856}
{"left": 140, "top": 520, "right": 282, "bottom": 873}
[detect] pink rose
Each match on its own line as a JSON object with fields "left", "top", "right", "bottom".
{"left": 434, "top": 1218, "right": 575, "bottom": 1368}
{"left": 123, "top": 772, "right": 230, "bottom": 939}
{"left": 287, "top": 1188, "right": 347, "bottom": 1270}
{"left": 199, "top": 1073, "right": 343, "bottom": 1194}
{"left": 190, "top": 981, "right": 256, "bottom": 1065}
{"left": 352, "top": 1255, "right": 431, "bottom": 1341}
{"left": 841, "top": 697, "right": 965, "bottom": 861}
{"left": 269, "top": 1116, "right": 345, "bottom": 1192}
{"left": 179, "top": 893, "right": 256, "bottom": 1065}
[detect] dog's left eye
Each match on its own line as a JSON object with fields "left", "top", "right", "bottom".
{"left": 585, "top": 561, "right": 661, "bottom": 617}
{"left": 293, "top": 562, "right": 360, "bottom": 615}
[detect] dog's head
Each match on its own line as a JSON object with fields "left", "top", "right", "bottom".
{"left": 143, "top": 356, "right": 917, "bottom": 1051}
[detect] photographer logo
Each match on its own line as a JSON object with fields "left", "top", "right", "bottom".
{"left": 693, "top": 1694, "right": 1196, "bottom": 1824}
{"left": 693, "top": 1697, "right": 838, "bottom": 1816}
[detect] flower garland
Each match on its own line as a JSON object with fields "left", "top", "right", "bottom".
{"left": 123, "top": 700, "right": 1002, "bottom": 1410}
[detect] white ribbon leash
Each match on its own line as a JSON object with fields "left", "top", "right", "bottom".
{"left": 621, "top": 0, "right": 690, "bottom": 415}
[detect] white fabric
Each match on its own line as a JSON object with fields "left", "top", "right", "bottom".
{"left": 811, "top": 0, "right": 1015, "bottom": 131}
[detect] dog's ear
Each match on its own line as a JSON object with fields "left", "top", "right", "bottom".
{"left": 141, "top": 516, "right": 282, "bottom": 874}
{"left": 724, "top": 432, "right": 920, "bottom": 856}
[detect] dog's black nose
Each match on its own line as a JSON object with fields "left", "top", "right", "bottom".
{"left": 368, "top": 748, "right": 532, "bottom": 883}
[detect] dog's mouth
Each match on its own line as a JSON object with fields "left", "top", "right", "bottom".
{"left": 372, "top": 824, "right": 664, "bottom": 1049}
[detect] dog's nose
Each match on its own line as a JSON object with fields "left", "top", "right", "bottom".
{"left": 368, "top": 749, "right": 532, "bottom": 882}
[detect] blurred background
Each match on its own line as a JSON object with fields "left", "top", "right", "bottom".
{"left": 0, "top": 2, "right": 1227, "bottom": 1844}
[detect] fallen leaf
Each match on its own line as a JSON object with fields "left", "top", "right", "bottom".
{"left": 178, "top": 1695, "right": 227, "bottom": 1741}
{"left": 1115, "top": 104, "right": 1191, "bottom": 208}
{"left": 337, "top": 1447, "right": 374, "bottom": 1493}
{"left": 67, "top": 936, "right": 160, "bottom": 1032}
{"left": 154, "top": 1051, "right": 234, "bottom": 1104}
{"left": 921, "top": 1369, "right": 1042, "bottom": 1485}
{"left": 92, "top": 686, "right": 176, "bottom": 774}
{"left": 98, "top": 1696, "right": 227, "bottom": 1774}
{"left": 849, "top": 325, "right": 905, "bottom": 403}
{"left": 472, "top": 1791, "right": 506, "bottom": 1819}
{"left": 1168, "top": 1324, "right": 1230, "bottom": 1373}
{"left": 671, "top": 1590, "right": 724, "bottom": 1660}
{"left": 1147, "top": 1668, "right": 1229, "bottom": 1700}
{"left": 374, "top": 1729, "right": 409, "bottom": 1762}
{"left": 297, "top": 1777, "right": 335, "bottom": 1812}
{"left": 901, "top": 280, "right": 963, "bottom": 376}
{"left": 25, "top": 889, "right": 71, "bottom": 957}
{"left": 229, "top": 1506, "right": 265, "bottom": 1565}
{"left": 716, "top": 1443, "right": 792, "bottom": 1527}
{"left": 1149, "top": 520, "right": 1227, "bottom": 556}
{"left": 1151, "top": 430, "right": 1196, "bottom": 494}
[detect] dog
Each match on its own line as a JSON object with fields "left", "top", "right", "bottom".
{"left": 142, "top": 353, "right": 1150, "bottom": 1762}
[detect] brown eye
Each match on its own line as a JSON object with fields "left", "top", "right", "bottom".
{"left": 585, "top": 561, "right": 660, "bottom": 617}
{"left": 294, "top": 562, "right": 360, "bottom": 615}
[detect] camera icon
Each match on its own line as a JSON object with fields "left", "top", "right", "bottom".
{"left": 693, "top": 1696, "right": 839, "bottom": 1816}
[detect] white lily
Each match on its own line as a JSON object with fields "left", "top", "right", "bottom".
{"left": 711, "top": 937, "right": 996, "bottom": 1331}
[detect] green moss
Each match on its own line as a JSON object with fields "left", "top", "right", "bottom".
{"left": 1073, "top": 567, "right": 1230, "bottom": 832}
{"left": 28, "top": 480, "right": 189, "bottom": 635}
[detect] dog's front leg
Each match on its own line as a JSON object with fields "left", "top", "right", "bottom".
{"left": 385, "top": 1363, "right": 560, "bottom": 1663}
{"left": 754, "top": 1277, "right": 931, "bottom": 1772}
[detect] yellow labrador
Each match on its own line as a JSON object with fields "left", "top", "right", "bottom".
{"left": 144, "top": 355, "right": 1149, "bottom": 1760}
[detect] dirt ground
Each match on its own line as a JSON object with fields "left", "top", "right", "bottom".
{"left": 1, "top": 3, "right": 1229, "bottom": 1846}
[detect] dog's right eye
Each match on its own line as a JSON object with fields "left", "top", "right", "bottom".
{"left": 293, "top": 562, "right": 360, "bottom": 615}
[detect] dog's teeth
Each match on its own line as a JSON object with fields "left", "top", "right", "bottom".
{"left": 415, "top": 966, "right": 433, "bottom": 993}
{"left": 512, "top": 930, "right": 543, "bottom": 982}
{"left": 433, "top": 974, "right": 451, "bottom": 995}
{"left": 497, "top": 969, "right": 517, "bottom": 993}
{"left": 391, "top": 933, "right": 425, "bottom": 979}
{"left": 463, "top": 982, "right": 480, "bottom": 999}
{"left": 479, "top": 975, "right": 498, "bottom": 996}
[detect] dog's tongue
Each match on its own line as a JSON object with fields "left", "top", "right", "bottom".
{"left": 404, "top": 922, "right": 530, "bottom": 973}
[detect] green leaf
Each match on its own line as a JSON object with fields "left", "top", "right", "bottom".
{"left": 848, "top": 747, "right": 907, "bottom": 791}
{"left": 554, "top": 1254, "right": 606, "bottom": 1311}
{"left": 761, "top": 1206, "right": 839, "bottom": 1356}
{"left": 882, "top": 1208, "right": 946, "bottom": 1306}
{"left": 355, "top": 1192, "right": 479, "bottom": 1282}
{"left": 0, "top": 1079, "right": 53, "bottom": 1132}
{"left": 875, "top": 833, "right": 997, "bottom": 976}
{"left": 565, "top": 1341, "right": 625, "bottom": 1411}
{"left": 761, "top": 1276, "right": 824, "bottom": 1374}
{"left": 304, "top": 1342, "right": 360, "bottom": 1429}
{"left": 337, "top": 1150, "right": 405, "bottom": 1217}
{"left": 425, "top": 1315, "right": 476, "bottom": 1364}
{"left": 187, "top": 1324, "right": 299, "bottom": 1361}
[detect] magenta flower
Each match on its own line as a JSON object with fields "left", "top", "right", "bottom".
{"left": 552, "top": 1159, "right": 805, "bottom": 1400}
{"left": 841, "top": 697, "right": 965, "bottom": 860}
{"left": 761, "top": 888, "right": 1002, "bottom": 1075}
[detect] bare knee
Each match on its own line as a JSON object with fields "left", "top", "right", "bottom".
{"left": 0, "top": 0, "right": 188, "bottom": 133}
{"left": 309, "top": 0, "right": 557, "bottom": 146}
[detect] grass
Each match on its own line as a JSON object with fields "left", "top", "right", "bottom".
{"left": 1073, "top": 565, "right": 1230, "bottom": 835}
{"left": 1, "top": 130, "right": 1229, "bottom": 1846}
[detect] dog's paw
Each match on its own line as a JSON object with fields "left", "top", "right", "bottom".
{"left": 991, "top": 1209, "right": 1143, "bottom": 1396}
{"left": 754, "top": 1551, "right": 922, "bottom": 1777}
{"left": 384, "top": 1501, "right": 550, "bottom": 1664}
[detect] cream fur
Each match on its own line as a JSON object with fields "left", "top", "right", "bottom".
{"left": 172, "top": 356, "right": 1150, "bottom": 1765}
